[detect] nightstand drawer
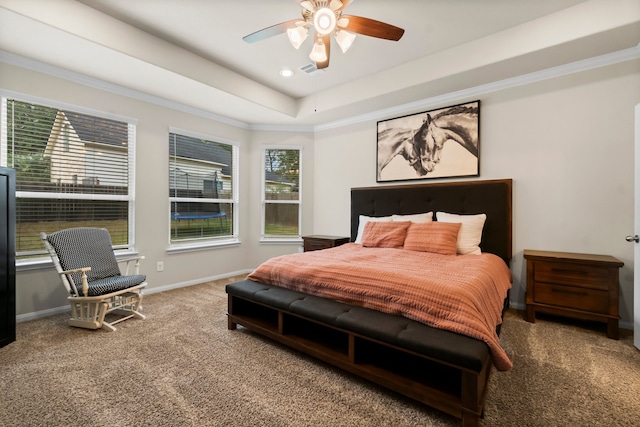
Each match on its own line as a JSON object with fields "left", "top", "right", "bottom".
{"left": 302, "top": 235, "right": 350, "bottom": 252}
{"left": 304, "top": 239, "right": 333, "bottom": 251}
{"left": 534, "top": 282, "right": 609, "bottom": 314}
{"left": 534, "top": 261, "right": 609, "bottom": 290}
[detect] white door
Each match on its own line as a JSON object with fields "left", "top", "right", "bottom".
{"left": 633, "top": 103, "right": 640, "bottom": 349}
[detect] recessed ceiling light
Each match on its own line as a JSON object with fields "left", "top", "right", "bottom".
{"left": 279, "top": 68, "right": 294, "bottom": 77}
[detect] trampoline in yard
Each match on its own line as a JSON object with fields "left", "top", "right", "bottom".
{"left": 171, "top": 211, "right": 227, "bottom": 237}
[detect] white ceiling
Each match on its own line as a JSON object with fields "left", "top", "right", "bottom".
{"left": 0, "top": 0, "right": 639, "bottom": 128}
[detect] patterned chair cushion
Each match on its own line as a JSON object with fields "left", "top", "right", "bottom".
{"left": 46, "top": 227, "right": 145, "bottom": 295}
{"left": 86, "top": 275, "right": 146, "bottom": 296}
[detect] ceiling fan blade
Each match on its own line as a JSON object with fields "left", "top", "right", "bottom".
{"left": 243, "top": 19, "right": 301, "bottom": 43}
{"left": 316, "top": 34, "right": 331, "bottom": 69}
{"left": 339, "top": 15, "right": 404, "bottom": 41}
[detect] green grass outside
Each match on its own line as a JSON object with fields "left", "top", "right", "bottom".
{"left": 18, "top": 219, "right": 297, "bottom": 258}
{"left": 264, "top": 224, "right": 299, "bottom": 235}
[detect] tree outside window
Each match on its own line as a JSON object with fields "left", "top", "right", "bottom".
{"left": 2, "top": 98, "right": 135, "bottom": 260}
{"left": 263, "top": 148, "right": 301, "bottom": 238}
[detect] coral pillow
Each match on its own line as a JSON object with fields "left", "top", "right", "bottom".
{"left": 361, "top": 221, "right": 411, "bottom": 249}
{"left": 403, "top": 222, "right": 461, "bottom": 255}
{"left": 355, "top": 215, "right": 392, "bottom": 244}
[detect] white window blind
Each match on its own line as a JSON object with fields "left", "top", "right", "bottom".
{"left": 262, "top": 147, "right": 301, "bottom": 238}
{"left": 169, "top": 132, "right": 237, "bottom": 243}
{"left": 1, "top": 98, "right": 135, "bottom": 260}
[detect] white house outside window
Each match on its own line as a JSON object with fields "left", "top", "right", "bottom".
{"left": 169, "top": 131, "right": 238, "bottom": 245}
{"left": 262, "top": 147, "right": 301, "bottom": 240}
{"left": 1, "top": 97, "right": 137, "bottom": 262}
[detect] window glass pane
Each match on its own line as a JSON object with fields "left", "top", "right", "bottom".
{"left": 264, "top": 149, "right": 299, "bottom": 201}
{"left": 263, "top": 148, "right": 300, "bottom": 238}
{"left": 16, "top": 199, "right": 129, "bottom": 259}
{"left": 169, "top": 132, "right": 236, "bottom": 243}
{"left": 3, "top": 99, "right": 133, "bottom": 260}
{"left": 264, "top": 203, "right": 299, "bottom": 236}
{"left": 170, "top": 201, "right": 233, "bottom": 241}
{"left": 7, "top": 102, "right": 129, "bottom": 193}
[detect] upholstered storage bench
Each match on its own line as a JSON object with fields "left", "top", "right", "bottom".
{"left": 226, "top": 279, "right": 500, "bottom": 427}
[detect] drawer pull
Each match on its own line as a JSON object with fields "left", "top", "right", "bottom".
{"left": 550, "top": 268, "right": 589, "bottom": 276}
{"left": 551, "top": 288, "right": 588, "bottom": 297}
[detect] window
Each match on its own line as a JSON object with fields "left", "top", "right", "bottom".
{"left": 169, "top": 131, "right": 238, "bottom": 245}
{"left": 1, "top": 97, "right": 136, "bottom": 261}
{"left": 262, "top": 147, "right": 301, "bottom": 239}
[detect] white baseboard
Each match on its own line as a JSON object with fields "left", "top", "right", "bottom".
{"left": 143, "top": 269, "right": 251, "bottom": 295}
{"left": 16, "top": 269, "right": 252, "bottom": 323}
{"left": 17, "top": 276, "right": 634, "bottom": 332}
{"left": 16, "top": 305, "right": 70, "bottom": 323}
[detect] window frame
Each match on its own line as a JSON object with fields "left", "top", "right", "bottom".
{"left": 1, "top": 92, "right": 139, "bottom": 267}
{"left": 261, "top": 145, "right": 302, "bottom": 243}
{"left": 167, "top": 127, "right": 240, "bottom": 252}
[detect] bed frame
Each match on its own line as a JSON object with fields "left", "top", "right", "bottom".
{"left": 226, "top": 179, "right": 512, "bottom": 427}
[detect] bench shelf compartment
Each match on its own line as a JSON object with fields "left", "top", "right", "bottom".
{"left": 227, "top": 285, "right": 493, "bottom": 427}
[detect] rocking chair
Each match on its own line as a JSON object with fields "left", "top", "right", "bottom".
{"left": 41, "top": 227, "right": 147, "bottom": 331}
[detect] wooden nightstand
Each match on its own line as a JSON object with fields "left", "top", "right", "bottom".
{"left": 302, "top": 235, "right": 350, "bottom": 252}
{"left": 524, "top": 250, "right": 623, "bottom": 339}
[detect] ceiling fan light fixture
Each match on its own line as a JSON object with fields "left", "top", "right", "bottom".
{"left": 335, "top": 30, "right": 355, "bottom": 53}
{"left": 300, "top": 1, "right": 315, "bottom": 13}
{"left": 313, "top": 7, "right": 336, "bottom": 35}
{"left": 286, "top": 25, "right": 308, "bottom": 49}
{"left": 243, "top": 0, "right": 405, "bottom": 71}
{"left": 329, "top": 0, "right": 343, "bottom": 11}
{"left": 309, "top": 40, "right": 327, "bottom": 63}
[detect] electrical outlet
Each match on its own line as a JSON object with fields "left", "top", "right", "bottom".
{"left": 156, "top": 261, "right": 164, "bottom": 272}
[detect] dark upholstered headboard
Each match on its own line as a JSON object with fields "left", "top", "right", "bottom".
{"left": 351, "top": 179, "right": 512, "bottom": 264}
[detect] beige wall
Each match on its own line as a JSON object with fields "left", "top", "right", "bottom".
{"left": 3, "top": 57, "right": 640, "bottom": 328}
{"left": 1, "top": 62, "right": 311, "bottom": 318}
{"left": 313, "top": 59, "right": 640, "bottom": 327}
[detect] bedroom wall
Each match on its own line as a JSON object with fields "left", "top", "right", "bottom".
{"left": 3, "top": 57, "right": 639, "bottom": 328}
{"left": 312, "top": 59, "right": 640, "bottom": 328}
{"left": 1, "top": 62, "right": 310, "bottom": 318}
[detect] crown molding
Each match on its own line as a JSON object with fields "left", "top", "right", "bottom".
{"left": 2, "top": 44, "right": 639, "bottom": 134}
{"left": 0, "top": 50, "right": 252, "bottom": 130}
{"left": 313, "top": 44, "right": 640, "bottom": 132}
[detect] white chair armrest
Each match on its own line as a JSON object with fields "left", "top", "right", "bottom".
{"left": 60, "top": 267, "right": 92, "bottom": 275}
{"left": 60, "top": 267, "right": 91, "bottom": 296}
{"left": 118, "top": 256, "right": 145, "bottom": 275}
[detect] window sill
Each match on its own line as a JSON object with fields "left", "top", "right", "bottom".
{"left": 259, "top": 237, "right": 303, "bottom": 244}
{"left": 16, "top": 258, "right": 51, "bottom": 272}
{"left": 17, "top": 251, "right": 142, "bottom": 272}
{"left": 167, "top": 238, "right": 241, "bottom": 254}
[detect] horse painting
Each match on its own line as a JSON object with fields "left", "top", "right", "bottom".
{"left": 377, "top": 102, "right": 479, "bottom": 181}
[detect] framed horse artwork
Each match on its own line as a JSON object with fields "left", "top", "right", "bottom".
{"left": 376, "top": 100, "right": 480, "bottom": 182}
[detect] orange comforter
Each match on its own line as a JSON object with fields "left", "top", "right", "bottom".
{"left": 247, "top": 243, "right": 513, "bottom": 371}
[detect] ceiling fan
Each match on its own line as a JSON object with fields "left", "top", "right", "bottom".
{"left": 243, "top": 0, "right": 405, "bottom": 70}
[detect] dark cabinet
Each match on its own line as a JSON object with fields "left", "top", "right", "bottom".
{"left": 302, "top": 235, "right": 350, "bottom": 252}
{"left": 0, "top": 167, "right": 16, "bottom": 348}
{"left": 524, "top": 249, "right": 623, "bottom": 339}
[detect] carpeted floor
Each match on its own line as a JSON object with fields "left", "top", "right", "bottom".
{"left": 1, "top": 275, "right": 639, "bottom": 427}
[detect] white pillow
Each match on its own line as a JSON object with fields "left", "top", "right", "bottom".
{"left": 391, "top": 212, "right": 433, "bottom": 223}
{"left": 435, "top": 212, "right": 487, "bottom": 255}
{"left": 355, "top": 215, "right": 392, "bottom": 244}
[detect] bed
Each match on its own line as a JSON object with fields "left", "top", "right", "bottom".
{"left": 226, "top": 178, "right": 512, "bottom": 427}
